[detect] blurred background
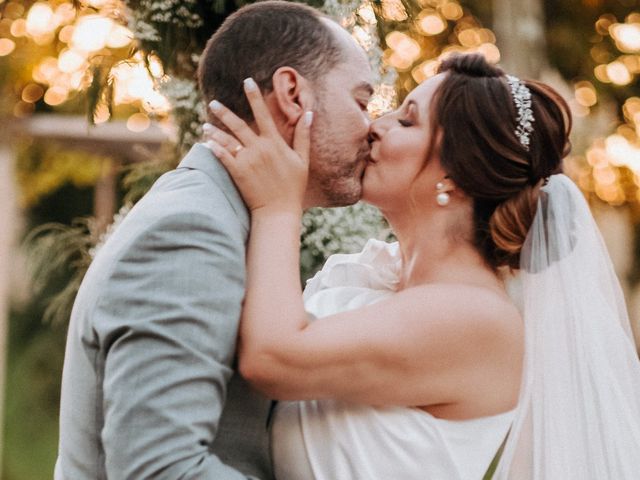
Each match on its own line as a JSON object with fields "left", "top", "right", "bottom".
{"left": 2, "top": 0, "right": 640, "bottom": 478}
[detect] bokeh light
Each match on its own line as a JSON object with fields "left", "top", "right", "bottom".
{"left": 3, "top": 0, "right": 171, "bottom": 127}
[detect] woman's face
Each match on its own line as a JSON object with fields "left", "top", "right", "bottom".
{"left": 362, "top": 73, "right": 448, "bottom": 211}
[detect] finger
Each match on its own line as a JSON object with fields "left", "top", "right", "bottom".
{"left": 209, "top": 100, "right": 257, "bottom": 146}
{"left": 205, "top": 139, "right": 240, "bottom": 175}
{"left": 243, "top": 78, "right": 278, "bottom": 137}
{"left": 203, "top": 123, "right": 244, "bottom": 152}
{"left": 292, "top": 111, "right": 313, "bottom": 165}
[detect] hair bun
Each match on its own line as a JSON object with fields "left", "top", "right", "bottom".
{"left": 489, "top": 181, "right": 543, "bottom": 269}
{"left": 439, "top": 53, "right": 503, "bottom": 78}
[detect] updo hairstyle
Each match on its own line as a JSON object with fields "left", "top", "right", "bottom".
{"left": 428, "top": 54, "right": 572, "bottom": 269}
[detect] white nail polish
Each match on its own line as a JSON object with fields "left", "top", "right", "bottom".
{"left": 209, "top": 100, "right": 222, "bottom": 111}
{"left": 304, "top": 111, "right": 314, "bottom": 127}
{"left": 244, "top": 77, "right": 258, "bottom": 91}
{"left": 203, "top": 123, "right": 213, "bottom": 133}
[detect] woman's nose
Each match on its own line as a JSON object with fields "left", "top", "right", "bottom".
{"left": 368, "top": 121, "right": 383, "bottom": 143}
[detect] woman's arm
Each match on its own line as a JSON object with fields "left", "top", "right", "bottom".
{"left": 240, "top": 217, "right": 517, "bottom": 407}
{"left": 207, "top": 81, "right": 521, "bottom": 407}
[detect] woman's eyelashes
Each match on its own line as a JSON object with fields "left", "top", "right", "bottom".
{"left": 398, "top": 118, "right": 413, "bottom": 127}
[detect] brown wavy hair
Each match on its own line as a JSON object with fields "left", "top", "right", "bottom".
{"left": 198, "top": 1, "right": 343, "bottom": 124}
{"left": 427, "top": 53, "right": 572, "bottom": 269}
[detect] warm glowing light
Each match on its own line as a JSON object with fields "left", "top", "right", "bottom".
{"left": 10, "top": 18, "right": 26, "bottom": 37}
{"left": 54, "top": 3, "right": 77, "bottom": 25}
{"left": 382, "top": 0, "right": 408, "bottom": 21}
{"left": 58, "top": 49, "right": 86, "bottom": 73}
{"left": 126, "top": 113, "right": 151, "bottom": 132}
{"left": 3, "top": 1, "right": 25, "bottom": 19}
{"left": 357, "top": 3, "right": 377, "bottom": 24}
{"left": 458, "top": 28, "right": 481, "bottom": 47}
{"left": 605, "top": 134, "right": 640, "bottom": 170}
{"left": 386, "top": 31, "right": 421, "bottom": 63}
{"left": 32, "top": 31, "right": 55, "bottom": 46}
{"left": 594, "top": 64, "right": 611, "bottom": 83}
{"left": 58, "top": 25, "right": 74, "bottom": 43}
{"left": 569, "top": 99, "right": 590, "bottom": 118}
{"left": 68, "top": 70, "right": 86, "bottom": 90}
{"left": 26, "top": 3, "right": 54, "bottom": 37}
{"left": 606, "top": 61, "right": 632, "bottom": 85}
{"left": 71, "top": 15, "right": 113, "bottom": 52}
{"left": 575, "top": 82, "right": 597, "bottom": 107}
{"left": 593, "top": 165, "right": 617, "bottom": 185}
{"left": 106, "top": 25, "right": 133, "bottom": 49}
{"left": 610, "top": 23, "right": 640, "bottom": 52}
{"left": 386, "top": 51, "right": 414, "bottom": 70}
{"left": 441, "top": 2, "right": 463, "bottom": 21}
{"left": 419, "top": 13, "right": 447, "bottom": 36}
{"left": 44, "top": 86, "right": 69, "bottom": 106}
{"left": 623, "top": 97, "right": 640, "bottom": 124}
{"left": 595, "top": 15, "right": 616, "bottom": 36}
{"left": 595, "top": 183, "right": 624, "bottom": 204}
{"left": 412, "top": 59, "right": 439, "bottom": 83}
{"left": 148, "top": 55, "right": 165, "bottom": 79}
{"left": 22, "top": 83, "right": 44, "bottom": 103}
{"left": 477, "top": 29, "right": 496, "bottom": 44}
{"left": 620, "top": 54, "right": 640, "bottom": 73}
{"left": 33, "top": 57, "right": 58, "bottom": 83}
{"left": 0, "top": 38, "right": 16, "bottom": 56}
{"left": 86, "top": 0, "right": 110, "bottom": 7}
{"left": 110, "top": 57, "right": 171, "bottom": 113}
{"left": 93, "top": 103, "right": 111, "bottom": 123}
{"left": 476, "top": 43, "right": 500, "bottom": 64}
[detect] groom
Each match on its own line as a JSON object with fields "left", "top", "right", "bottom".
{"left": 55, "top": 1, "right": 373, "bottom": 479}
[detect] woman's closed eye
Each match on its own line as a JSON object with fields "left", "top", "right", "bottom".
{"left": 398, "top": 118, "right": 413, "bottom": 127}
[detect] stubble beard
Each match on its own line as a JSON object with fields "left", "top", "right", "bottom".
{"left": 308, "top": 109, "right": 369, "bottom": 208}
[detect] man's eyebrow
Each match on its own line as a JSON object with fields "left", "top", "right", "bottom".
{"left": 353, "top": 82, "right": 374, "bottom": 97}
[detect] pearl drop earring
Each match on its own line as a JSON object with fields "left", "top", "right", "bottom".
{"left": 436, "top": 182, "right": 450, "bottom": 206}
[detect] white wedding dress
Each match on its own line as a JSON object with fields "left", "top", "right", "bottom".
{"left": 271, "top": 239, "right": 515, "bottom": 480}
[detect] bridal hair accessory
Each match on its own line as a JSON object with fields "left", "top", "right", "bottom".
{"left": 505, "top": 75, "right": 535, "bottom": 150}
{"left": 435, "top": 181, "right": 450, "bottom": 206}
{"left": 494, "top": 174, "right": 640, "bottom": 479}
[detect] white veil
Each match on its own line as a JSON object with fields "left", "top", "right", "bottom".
{"left": 494, "top": 174, "right": 640, "bottom": 479}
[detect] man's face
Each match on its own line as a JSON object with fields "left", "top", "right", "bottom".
{"left": 305, "top": 23, "right": 373, "bottom": 208}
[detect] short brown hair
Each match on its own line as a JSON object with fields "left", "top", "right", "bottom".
{"left": 198, "top": 0, "right": 344, "bottom": 122}
{"left": 428, "top": 54, "right": 572, "bottom": 269}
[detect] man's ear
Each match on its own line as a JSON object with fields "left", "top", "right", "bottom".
{"left": 270, "top": 66, "right": 316, "bottom": 127}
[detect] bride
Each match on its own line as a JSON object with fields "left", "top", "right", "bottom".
{"left": 205, "top": 53, "right": 640, "bottom": 479}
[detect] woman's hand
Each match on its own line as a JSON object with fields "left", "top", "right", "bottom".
{"left": 204, "top": 77, "right": 313, "bottom": 215}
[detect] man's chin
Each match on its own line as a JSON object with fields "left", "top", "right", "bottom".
{"left": 323, "top": 181, "right": 362, "bottom": 208}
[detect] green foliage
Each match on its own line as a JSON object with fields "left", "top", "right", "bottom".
{"left": 15, "top": 142, "right": 109, "bottom": 208}
{"left": 23, "top": 219, "right": 96, "bottom": 325}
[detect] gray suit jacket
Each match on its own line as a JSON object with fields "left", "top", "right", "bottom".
{"left": 55, "top": 144, "right": 273, "bottom": 479}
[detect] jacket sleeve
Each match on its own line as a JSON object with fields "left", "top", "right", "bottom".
{"left": 95, "top": 211, "right": 254, "bottom": 479}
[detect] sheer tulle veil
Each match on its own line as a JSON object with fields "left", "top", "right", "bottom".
{"left": 494, "top": 174, "right": 640, "bottom": 479}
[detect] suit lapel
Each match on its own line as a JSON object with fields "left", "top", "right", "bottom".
{"left": 178, "top": 143, "right": 250, "bottom": 232}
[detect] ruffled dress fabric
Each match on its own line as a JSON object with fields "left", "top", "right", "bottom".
{"left": 271, "top": 239, "right": 514, "bottom": 480}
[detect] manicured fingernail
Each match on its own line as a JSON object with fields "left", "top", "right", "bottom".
{"left": 209, "top": 100, "right": 222, "bottom": 112}
{"left": 304, "top": 111, "right": 314, "bottom": 127}
{"left": 203, "top": 123, "right": 214, "bottom": 133}
{"left": 243, "top": 77, "right": 258, "bottom": 91}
